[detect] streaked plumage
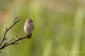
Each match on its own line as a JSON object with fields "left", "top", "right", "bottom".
{"left": 24, "top": 19, "right": 34, "bottom": 34}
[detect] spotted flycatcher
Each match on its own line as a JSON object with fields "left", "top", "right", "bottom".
{"left": 24, "top": 18, "right": 34, "bottom": 34}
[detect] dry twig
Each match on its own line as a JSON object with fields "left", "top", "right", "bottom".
{"left": 0, "top": 17, "right": 32, "bottom": 50}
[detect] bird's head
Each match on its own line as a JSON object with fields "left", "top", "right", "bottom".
{"left": 26, "top": 18, "right": 33, "bottom": 24}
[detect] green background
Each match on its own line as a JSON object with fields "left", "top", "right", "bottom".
{"left": 0, "top": 0, "right": 85, "bottom": 56}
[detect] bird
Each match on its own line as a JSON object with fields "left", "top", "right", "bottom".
{"left": 24, "top": 18, "right": 34, "bottom": 35}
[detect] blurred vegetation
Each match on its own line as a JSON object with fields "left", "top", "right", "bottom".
{"left": 0, "top": 0, "right": 85, "bottom": 56}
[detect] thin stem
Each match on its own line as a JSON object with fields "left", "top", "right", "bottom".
{"left": 0, "top": 17, "right": 32, "bottom": 51}
{"left": 0, "top": 17, "right": 19, "bottom": 46}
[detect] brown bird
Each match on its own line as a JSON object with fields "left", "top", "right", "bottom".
{"left": 24, "top": 18, "right": 34, "bottom": 34}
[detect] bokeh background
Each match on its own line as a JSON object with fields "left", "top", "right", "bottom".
{"left": 0, "top": 0, "right": 85, "bottom": 56}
